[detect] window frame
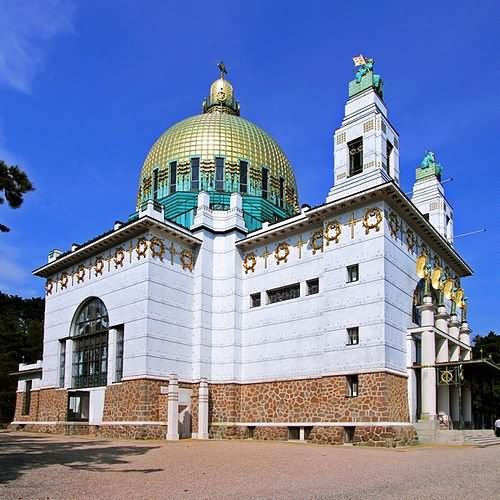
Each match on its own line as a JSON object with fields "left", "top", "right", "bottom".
{"left": 67, "top": 391, "right": 90, "bottom": 422}
{"left": 267, "top": 283, "right": 300, "bottom": 305}
{"left": 346, "top": 327, "right": 359, "bottom": 345}
{"left": 239, "top": 160, "right": 248, "bottom": 194}
{"left": 215, "top": 157, "right": 225, "bottom": 192}
{"left": 346, "top": 264, "right": 359, "bottom": 283}
{"left": 190, "top": 157, "right": 200, "bottom": 192}
{"left": 169, "top": 161, "right": 177, "bottom": 194}
{"left": 152, "top": 168, "right": 159, "bottom": 200}
{"left": 306, "top": 278, "right": 319, "bottom": 296}
{"left": 59, "top": 339, "right": 66, "bottom": 388}
{"left": 250, "top": 292, "right": 261, "bottom": 308}
{"left": 346, "top": 375, "right": 359, "bottom": 397}
{"left": 348, "top": 138, "right": 363, "bottom": 177}
{"left": 22, "top": 380, "right": 32, "bottom": 415}
{"left": 261, "top": 167, "right": 269, "bottom": 200}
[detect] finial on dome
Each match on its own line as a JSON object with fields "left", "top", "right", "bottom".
{"left": 202, "top": 62, "right": 240, "bottom": 115}
{"left": 217, "top": 61, "right": 228, "bottom": 79}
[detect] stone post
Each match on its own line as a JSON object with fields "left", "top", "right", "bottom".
{"left": 198, "top": 378, "right": 209, "bottom": 439}
{"left": 167, "top": 374, "right": 179, "bottom": 440}
{"left": 420, "top": 295, "right": 437, "bottom": 421}
{"left": 107, "top": 328, "right": 117, "bottom": 386}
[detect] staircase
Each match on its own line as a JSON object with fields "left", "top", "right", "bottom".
{"left": 463, "top": 431, "right": 500, "bottom": 448}
{"left": 415, "top": 422, "right": 500, "bottom": 447}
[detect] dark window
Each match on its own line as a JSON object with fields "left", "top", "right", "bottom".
{"left": 347, "top": 264, "right": 359, "bottom": 283}
{"left": 239, "top": 160, "right": 248, "bottom": 194}
{"left": 348, "top": 138, "right": 363, "bottom": 177}
{"left": 215, "top": 157, "right": 224, "bottom": 191}
{"left": 116, "top": 327, "right": 124, "bottom": 383}
{"left": 169, "top": 161, "right": 177, "bottom": 194}
{"left": 153, "top": 169, "right": 159, "bottom": 200}
{"left": 22, "top": 380, "right": 32, "bottom": 415}
{"left": 72, "top": 298, "right": 109, "bottom": 388}
{"left": 347, "top": 327, "right": 359, "bottom": 345}
{"left": 261, "top": 167, "right": 269, "bottom": 200}
{"left": 344, "top": 426, "right": 355, "bottom": 443}
{"left": 346, "top": 375, "right": 359, "bottom": 397}
{"left": 59, "top": 340, "right": 66, "bottom": 387}
{"left": 267, "top": 283, "right": 300, "bottom": 304}
{"left": 250, "top": 293, "right": 261, "bottom": 308}
{"left": 288, "top": 427, "right": 300, "bottom": 440}
{"left": 191, "top": 158, "right": 199, "bottom": 191}
{"left": 386, "top": 140, "right": 393, "bottom": 174}
{"left": 67, "top": 391, "right": 89, "bottom": 422}
{"left": 307, "top": 278, "right": 319, "bottom": 295}
{"left": 279, "top": 177, "right": 284, "bottom": 208}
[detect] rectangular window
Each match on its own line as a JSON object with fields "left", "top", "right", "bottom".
{"left": 288, "top": 427, "right": 300, "bottom": 440}
{"left": 250, "top": 292, "right": 261, "bottom": 308}
{"left": 348, "top": 138, "right": 363, "bottom": 177}
{"left": 22, "top": 380, "right": 32, "bottom": 415}
{"left": 261, "top": 167, "right": 269, "bottom": 200}
{"left": 347, "top": 264, "right": 359, "bottom": 283}
{"left": 153, "top": 169, "right": 159, "bottom": 200}
{"left": 191, "top": 158, "right": 199, "bottom": 191}
{"left": 347, "top": 327, "right": 359, "bottom": 345}
{"left": 279, "top": 177, "right": 284, "bottom": 208}
{"left": 215, "top": 157, "right": 225, "bottom": 191}
{"left": 67, "top": 391, "right": 90, "bottom": 422}
{"left": 169, "top": 161, "right": 177, "bottom": 194}
{"left": 267, "top": 283, "right": 300, "bottom": 304}
{"left": 72, "top": 332, "right": 108, "bottom": 388}
{"left": 307, "top": 278, "right": 319, "bottom": 295}
{"left": 239, "top": 160, "right": 248, "bottom": 194}
{"left": 344, "top": 426, "right": 355, "bottom": 443}
{"left": 59, "top": 340, "right": 66, "bottom": 388}
{"left": 346, "top": 375, "right": 359, "bottom": 397}
{"left": 386, "top": 140, "right": 393, "bottom": 174}
{"left": 115, "top": 327, "right": 124, "bottom": 383}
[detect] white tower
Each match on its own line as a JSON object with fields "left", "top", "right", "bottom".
{"left": 411, "top": 152, "right": 454, "bottom": 244}
{"left": 327, "top": 55, "right": 400, "bottom": 202}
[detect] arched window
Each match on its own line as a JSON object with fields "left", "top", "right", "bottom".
{"left": 72, "top": 298, "right": 109, "bottom": 388}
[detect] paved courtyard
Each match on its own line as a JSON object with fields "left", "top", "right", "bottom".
{"left": 0, "top": 431, "right": 499, "bottom": 499}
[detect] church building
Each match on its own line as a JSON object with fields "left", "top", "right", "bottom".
{"left": 11, "top": 57, "right": 479, "bottom": 445}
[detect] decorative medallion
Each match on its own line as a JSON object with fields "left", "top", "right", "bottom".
{"left": 60, "top": 272, "right": 69, "bottom": 289}
{"left": 180, "top": 249, "right": 194, "bottom": 272}
{"left": 136, "top": 238, "right": 148, "bottom": 259}
{"left": 324, "top": 220, "right": 341, "bottom": 245}
{"left": 150, "top": 237, "right": 165, "bottom": 261}
{"left": 310, "top": 231, "right": 324, "bottom": 255}
{"left": 94, "top": 256, "right": 105, "bottom": 276}
{"left": 243, "top": 252, "right": 257, "bottom": 274}
{"left": 45, "top": 279, "right": 54, "bottom": 295}
{"left": 406, "top": 228, "right": 416, "bottom": 252}
{"left": 362, "top": 207, "right": 383, "bottom": 234}
{"left": 388, "top": 211, "right": 400, "bottom": 238}
{"left": 76, "top": 266, "right": 86, "bottom": 284}
{"left": 114, "top": 247, "right": 125, "bottom": 268}
{"left": 217, "top": 90, "right": 226, "bottom": 102}
{"left": 275, "top": 242, "right": 290, "bottom": 264}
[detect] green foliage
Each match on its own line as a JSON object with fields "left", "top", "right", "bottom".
{"left": 472, "top": 331, "right": 500, "bottom": 364}
{"left": 0, "top": 160, "right": 35, "bottom": 232}
{"left": 0, "top": 292, "right": 44, "bottom": 422}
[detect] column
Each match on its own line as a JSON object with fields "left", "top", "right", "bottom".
{"left": 107, "top": 328, "right": 117, "bottom": 386}
{"left": 460, "top": 322, "right": 472, "bottom": 360}
{"left": 198, "top": 378, "right": 209, "bottom": 439}
{"left": 64, "top": 339, "right": 73, "bottom": 388}
{"left": 463, "top": 383, "right": 472, "bottom": 426}
{"left": 420, "top": 295, "right": 437, "bottom": 421}
{"left": 406, "top": 333, "right": 417, "bottom": 423}
{"left": 448, "top": 314, "right": 461, "bottom": 361}
{"left": 435, "top": 306, "right": 450, "bottom": 423}
{"left": 167, "top": 374, "right": 179, "bottom": 440}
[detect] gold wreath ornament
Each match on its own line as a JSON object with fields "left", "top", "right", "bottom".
{"left": 76, "top": 266, "right": 86, "bottom": 283}
{"left": 94, "top": 257, "right": 105, "bottom": 276}
{"left": 388, "top": 211, "right": 400, "bottom": 238}
{"left": 275, "top": 242, "right": 290, "bottom": 264}
{"left": 362, "top": 207, "right": 383, "bottom": 234}
{"left": 150, "top": 238, "right": 165, "bottom": 260}
{"left": 243, "top": 253, "right": 257, "bottom": 274}
{"left": 406, "top": 228, "right": 416, "bottom": 251}
{"left": 114, "top": 247, "right": 125, "bottom": 268}
{"left": 180, "top": 249, "right": 194, "bottom": 272}
{"left": 60, "top": 272, "right": 69, "bottom": 289}
{"left": 45, "top": 279, "right": 54, "bottom": 295}
{"left": 324, "top": 221, "right": 341, "bottom": 245}
{"left": 136, "top": 238, "right": 148, "bottom": 259}
{"left": 310, "top": 231, "right": 324, "bottom": 255}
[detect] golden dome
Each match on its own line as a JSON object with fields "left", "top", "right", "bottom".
{"left": 137, "top": 77, "right": 299, "bottom": 214}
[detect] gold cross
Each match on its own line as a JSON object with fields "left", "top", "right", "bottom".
{"left": 166, "top": 241, "right": 177, "bottom": 265}
{"left": 261, "top": 246, "right": 271, "bottom": 269}
{"left": 294, "top": 236, "right": 307, "bottom": 259}
{"left": 345, "top": 212, "right": 362, "bottom": 239}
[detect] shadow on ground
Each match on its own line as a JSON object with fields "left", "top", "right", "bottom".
{"left": 0, "top": 432, "right": 162, "bottom": 484}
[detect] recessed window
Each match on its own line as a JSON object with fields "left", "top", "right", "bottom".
{"left": 250, "top": 293, "right": 261, "bottom": 308}
{"left": 348, "top": 138, "right": 363, "bottom": 177}
{"left": 279, "top": 177, "right": 284, "bottom": 208}
{"left": 288, "top": 427, "right": 300, "bottom": 440}
{"left": 344, "top": 426, "right": 355, "bottom": 443}
{"left": 346, "top": 375, "right": 359, "bottom": 397}
{"left": 347, "top": 264, "right": 359, "bottom": 283}
{"left": 59, "top": 340, "right": 66, "bottom": 388}
{"left": 191, "top": 158, "right": 200, "bottom": 191}
{"left": 22, "top": 380, "right": 32, "bottom": 415}
{"left": 386, "top": 140, "right": 393, "bottom": 174}
{"left": 152, "top": 169, "right": 159, "bottom": 200}
{"left": 307, "top": 278, "right": 319, "bottom": 295}
{"left": 347, "top": 327, "right": 359, "bottom": 345}
{"left": 67, "top": 391, "right": 90, "bottom": 422}
{"left": 215, "top": 157, "right": 224, "bottom": 191}
{"left": 267, "top": 283, "right": 300, "bottom": 304}
{"left": 239, "top": 161, "right": 248, "bottom": 194}
{"left": 169, "top": 161, "right": 177, "bottom": 194}
{"left": 261, "top": 167, "right": 269, "bottom": 200}
{"left": 115, "top": 326, "right": 124, "bottom": 383}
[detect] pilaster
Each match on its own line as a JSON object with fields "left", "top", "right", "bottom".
{"left": 167, "top": 374, "right": 179, "bottom": 440}
{"left": 197, "top": 378, "right": 209, "bottom": 439}
{"left": 419, "top": 296, "right": 437, "bottom": 420}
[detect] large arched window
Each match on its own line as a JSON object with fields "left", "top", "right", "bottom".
{"left": 72, "top": 298, "right": 109, "bottom": 388}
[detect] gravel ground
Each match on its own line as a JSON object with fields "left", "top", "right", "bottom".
{"left": 0, "top": 431, "right": 499, "bottom": 500}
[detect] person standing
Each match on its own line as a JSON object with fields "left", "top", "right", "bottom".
{"left": 495, "top": 418, "right": 500, "bottom": 437}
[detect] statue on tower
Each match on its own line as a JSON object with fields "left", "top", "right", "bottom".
{"left": 351, "top": 54, "right": 383, "bottom": 98}
{"left": 417, "top": 151, "right": 443, "bottom": 181}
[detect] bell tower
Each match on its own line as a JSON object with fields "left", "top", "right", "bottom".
{"left": 327, "top": 55, "right": 400, "bottom": 202}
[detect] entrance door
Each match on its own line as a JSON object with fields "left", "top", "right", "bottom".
{"left": 178, "top": 405, "right": 192, "bottom": 439}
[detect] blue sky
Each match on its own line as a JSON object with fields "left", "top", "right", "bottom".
{"left": 0, "top": 0, "right": 498, "bottom": 334}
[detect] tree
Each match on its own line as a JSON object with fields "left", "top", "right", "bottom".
{"left": 0, "top": 293, "right": 44, "bottom": 423}
{"left": 472, "top": 331, "right": 500, "bottom": 364}
{"left": 0, "top": 160, "right": 34, "bottom": 232}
